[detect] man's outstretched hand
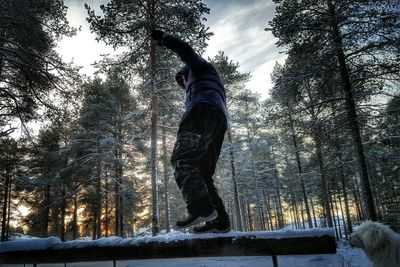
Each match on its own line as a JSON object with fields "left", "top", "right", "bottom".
{"left": 151, "top": 30, "right": 165, "bottom": 44}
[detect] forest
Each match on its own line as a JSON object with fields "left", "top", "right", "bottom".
{"left": 0, "top": 0, "right": 399, "bottom": 243}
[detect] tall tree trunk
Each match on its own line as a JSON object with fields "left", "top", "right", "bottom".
{"left": 334, "top": 194, "right": 342, "bottom": 238}
{"left": 246, "top": 202, "right": 254, "bottom": 231}
{"left": 288, "top": 113, "right": 313, "bottom": 228}
{"left": 273, "top": 168, "right": 284, "bottom": 229}
{"left": 148, "top": 0, "right": 159, "bottom": 236}
{"left": 42, "top": 184, "right": 51, "bottom": 237}
{"left": 353, "top": 186, "right": 363, "bottom": 221}
{"left": 95, "top": 144, "right": 102, "bottom": 239}
{"left": 299, "top": 198, "right": 306, "bottom": 229}
{"left": 227, "top": 127, "right": 243, "bottom": 231}
{"left": 292, "top": 201, "right": 299, "bottom": 229}
{"left": 244, "top": 109, "right": 264, "bottom": 231}
{"left": 327, "top": 1, "right": 377, "bottom": 221}
{"left": 304, "top": 84, "right": 332, "bottom": 228}
{"left": 114, "top": 116, "right": 124, "bottom": 237}
{"left": 262, "top": 189, "right": 273, "bottom": 230}
{"left": 329, "top": 192, "right": 339, "bottom": 239}
{"left": 338, "top": 196, "right": 348, "bottom": 239}
{"left": 310, "top": 197, "right": 318, "bottom": 227}
{"left": 290, "top": 209, "right": 296, "bottom": 229}
{"left": 1, "top": 169, "right": 10, "bottom": 242}
{"left": 117, "top": 159, "right": 124, "bottom": 237}
{"left": 72, "top": 191, "right": 78, "bottom": 240}
{"left": 162, "top": 128, "right": 171, "bottom": 233}
{"left": 251, "top": 156, "right": 265, "bottom": 230}
{"left": 244, "top": 97, "right": 264, "bottom": 231}
{"left": 105, "top": 171, "right": 109, "bottom": 237}
{"left": 6, "top": 184, "right": 11, "bottom": 240}
{"left": 51, "top": 199, "right": 59, "bottom": 237}
{"left": 0, "top": 40, "right": 4, "bottom": 79}
{"left": 60, "top": 185, "right": 66, "bottom": 241}
{"left": 228, "top": 201, "right": 235, "bottom": 230}
{"left": 114, "top": 165, "right": 120, "bottom": 236}
{"left": 292, "top": 192, "right": 300, "bottom": 229}
{"left": 337, "top": 150, "right": 353, "bottom": 234}
{"left": 367, "top": 160, "right": 383, "bottom": 220}
{"left": 118, "top": 150, "right": 124, "bottom": 236}
{"left": 113, "top": 128, "right": 120, "bottom": 236}
{"left": 314, "top": 128, "right": 334, "bottom": 228}
{"left": 273, "top": 194, "right": 281, "bottom": 229}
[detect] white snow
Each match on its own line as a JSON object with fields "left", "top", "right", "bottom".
{"left": 0, "top": 253, "right": 372, "bottom": 267}
{"left": 0, "top": 228, "right": 334, "bottom": 252}
{"left": 8, "top": 233, "right": 36, "bottom": 241}
{"left": 129, "top": 228, "right": 334, "bottom": 245}
{"left": 55, "top": 236, "right": 128, "bottom": 249}
{"left": 336, "top": 239, "right": 373, "bottom": 267}
{"left": 0, "top": 236, "right": 61, "bottom": 253}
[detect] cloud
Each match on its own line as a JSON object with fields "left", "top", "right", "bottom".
{"left": 57, "top": 0, "right": 286, "bottom": 98}
{"left": 56, "top": 0, "right": 117, "bottom": 76}
{"left": 203, "top": 0, "right": 286, "bottom": 99}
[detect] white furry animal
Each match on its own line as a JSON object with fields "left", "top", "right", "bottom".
{"left": 350, "top": 221, "right": 400, "bottom": 267}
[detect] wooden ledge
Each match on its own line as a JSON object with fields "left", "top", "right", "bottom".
{"left": 0, "top": 229, "right": 336, "bottom": 264}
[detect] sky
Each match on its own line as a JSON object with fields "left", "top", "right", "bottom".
{"left": 57, "top": 0, "right": 286, "bottom": 99}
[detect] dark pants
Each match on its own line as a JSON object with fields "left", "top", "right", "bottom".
{"left": 171, "top": 103, "right": 228, "bottom": 220}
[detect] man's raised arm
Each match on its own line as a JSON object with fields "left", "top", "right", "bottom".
{"left": 151, "top": 30, "right": 206, "bottom": 69}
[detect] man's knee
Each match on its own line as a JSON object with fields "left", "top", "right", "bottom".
{"left": 171, "top": 131, "right": 204, "bottom": 163}
{"left": 173, "top": 159, "right": 200, "bottom": 183}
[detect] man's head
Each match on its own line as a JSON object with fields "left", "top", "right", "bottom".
{"left": 175, "top": 66, "right": 189, "bottom": 90}
{"left": 175, "top": 73, "right": 187, "bottom": 90}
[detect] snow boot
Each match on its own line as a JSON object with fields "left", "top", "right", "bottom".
{"left": 176, "top": 209, "right": 218, "bottom": 229}
{"left": 192, "top": 217, "right": 231, "bottom": 233}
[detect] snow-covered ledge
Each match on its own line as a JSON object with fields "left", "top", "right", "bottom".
{"left": 0, "top": 228, "right": 336, "bottom": 266}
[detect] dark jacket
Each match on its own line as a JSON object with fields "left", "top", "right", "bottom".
{"left": 162, "top": 34, "right": 227, "bottom": 117}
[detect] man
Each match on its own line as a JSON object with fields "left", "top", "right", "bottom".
{"left": 151, "top": 30, "right": 230, "bottom": 233}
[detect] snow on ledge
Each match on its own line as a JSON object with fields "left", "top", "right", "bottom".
{"left": 0, "top": 236, "right": 62, "bottom": 253}
{"left": 127, "top": 228, "right": 335, "bottom": 246}
{"left": 0, "top": 228, "right": 334, "bottom": 252}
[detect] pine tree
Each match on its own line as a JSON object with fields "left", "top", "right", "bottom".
{"left": 268, "top": 0, "right": 400, "bottom": 221}
{"left": 0, "top": 0, "right": 79, "bottom": 136}
{"left": 375, "top": 96, "right": 400, "bottom": 229}
{"left": 104, "top": 72, "right": 136, "bottom": 237}
{"left": 86, "top": 0, "right": 211, "bottom": 235}
{"left": 21, "top": 126, "right": 67, "bottom": 237}
{"left": 0, "top": 138, "right": 21, "bottom": 241}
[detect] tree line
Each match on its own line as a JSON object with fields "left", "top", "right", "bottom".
{"left": 0, "top": 0, "right": 399, "bottom": 241}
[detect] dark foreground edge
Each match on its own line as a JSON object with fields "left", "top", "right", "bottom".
{"left": 0, "top": 233, "right": 336, "bottom": 264}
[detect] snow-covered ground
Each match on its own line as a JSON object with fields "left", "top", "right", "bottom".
{"left": 0, "top": 250, "right": 372, "bottom": 267}
{"left": 336, "top": 240, "right": 372, "bottom": 267}
{"left": 0, "top": 244, "right": 373, "bottom": 267}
